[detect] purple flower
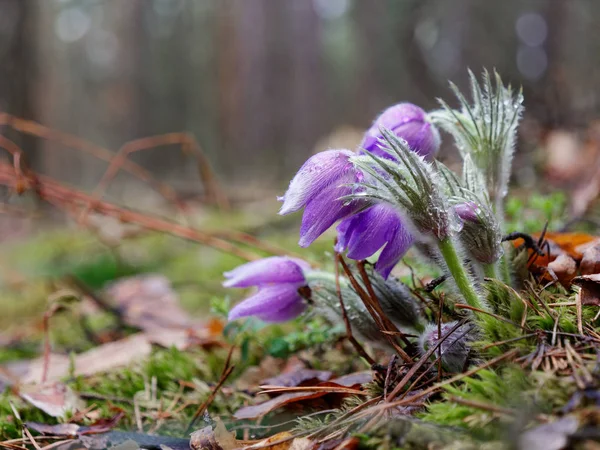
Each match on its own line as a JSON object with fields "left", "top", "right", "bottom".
{"left": 278, "top": 150, "right": 361, "bottom": 247}
{"left": 361, "top": 103, "right": 440, "bottom": 160}
{"left": 225, "top": 257, "right": 310, "bottom": 323}
{"left": 335, "top": 204, "right": 413, "bottom": 279}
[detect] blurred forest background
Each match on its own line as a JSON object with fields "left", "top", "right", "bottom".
{"left": 1, "top": 0, "right": 600, "bottom": 204}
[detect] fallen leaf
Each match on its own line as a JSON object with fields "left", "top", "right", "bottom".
{"left": 234, "top": 380, "right": 366, "bottom": 420}
{"left": 105, "top": 274, "right": 197, "bottom": 332}
{"left": 329, "top": 371, "right": 373, "bottom": 387}
{"left": 190, "top": 418, "right": 238, "bottom": 450}
{"left": 542, "top": 232, "right": 600, "bottom": 261}
{"left": 78, "top": 431, "right": 190, "bottom": 450}
{"left": 572, "top": 274, "right": 600, "bottom": 306}
{"left": 547, "top": 254, "right": 577, "bottom": 287}
{"left": 12, "top": 333, "right": 153, "bottom": 384}
{"left": 262, "top": 369, "right": 332, "bottom": 388}
{"left": 234, "top": 391, "right": 328, "bottom": 420}
{"left": 246, "top": 431, "right": 295, "bottom": 450}
{"left": 26, "top": 411, "right": 124, "bottom": 437}
{"left": 19, "top": 382, "right": 84, "bottom": 418}
{"left": 580, "top": 245, "right": 600, "bottom": 275}
{"left": 26, "top": 422, "right": 80, "bottom": 436}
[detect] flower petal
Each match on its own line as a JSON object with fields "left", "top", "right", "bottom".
{"left": 227, "top": 284, "right": 303, "bottom": 321}
{"left": 257, "top": 299, "right": 306, "bottom": 323}
{"left": 223, "top": 256, "right": 307, "bottom": 288}
{"left": 278, "top": 149, "right": 355, "bottom": 215}
{"left": 361, "top": 103, "right": 440, "bottom": 160}
{"left": 298, "top": 183, "right": 357, "bottom": 248}
{"left": 339, "top": 204, "right": 399, "bottom": 261}
{"left": 375, "top": 220, "right": 414, "bottom": 279}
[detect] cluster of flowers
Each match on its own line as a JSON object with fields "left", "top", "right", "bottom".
{"left": 228, "top": 103, "right": 443, "bottom": 322}
{"left": 226, "top": 71, "right": 523, "bottom": 346}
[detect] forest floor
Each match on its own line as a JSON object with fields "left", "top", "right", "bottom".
{"left": 0, "top": 192, "right": 599, "bottom": 450}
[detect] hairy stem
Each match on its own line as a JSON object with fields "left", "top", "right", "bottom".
{"left": 483, "top": 262, "right": 498, "bottom": 279}
{"left": 438, "top": 238, "right": 485, "bottom": 311}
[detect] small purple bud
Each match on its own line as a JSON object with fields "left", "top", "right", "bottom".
{"left": 224, "top": 257, "right": 310, "bottom": 323}
{"left": 361, "top": 103, "right": 441, "bottom": 160}
{"left": 454, "top": 201, "right": 481, "bottom": 223}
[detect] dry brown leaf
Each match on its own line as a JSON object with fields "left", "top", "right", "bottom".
{"left": 234, "top": 377, "right": 369, "bottom": 420}
{"left": 12, "top": 333, "right": 153, "bottom": 384}
{"left": 234, "top": 391, "right": 328, "bottom": 420}
{"left": 514, "top": 232, "right": 600, "bottom": 267}
{"left": 547, "top": 254, "right": 577, "bottom": 287}
{"left": 189, "top": 418, "right": 238, "bottom": 450}
{"left": 262, "top": 369, "right": 332, "bottom": 389}
{"left": 26, "top": 411, "right": 124, "bottom": 436}
{"left": 572, "top": 274, "right": 600, "bottom": 306}
{"left": 329, "top": 371, "right": 373, "bottom": 387}
{"left": 246, "top": 432, "right": 296, "bottom": 450}
{"left": 105, "top": 274, "right": 200, "bottom": 332}
{"left": 580, "top": 245, "right": 600, "bottom": 275}
{"left": 19, "top": 382, "right": 84, "bottom": 418}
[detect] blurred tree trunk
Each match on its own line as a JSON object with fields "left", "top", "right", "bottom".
{"left": 541, "top": 0, "right": 570, "bottom": 127}
{"left": 285, "top": 1, "right": 324, "bottom": 170}
{"left": 0, "top": 0, "right": 38, "bottom": 162}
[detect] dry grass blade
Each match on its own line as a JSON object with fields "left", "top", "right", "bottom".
{"left": 0, "top": 163, "right": 261, "bottom": 261}
{"left": 258, "top": 386, "right": 366, "bottom": 396}
{"left": 334, "top": 252, "right": 376, "bottom": 366}
{"left": 0, "top": 112, "right": 182, "bottom": 208}
{"left": 185, "top": 346, "right": 235, "bottom": 434}
{"left": 79, "top": 132, "right": 229, "bottom": 225}
{"left": 448, "top": 396, "right": 517, "bottom": 417}
{"left": 338, "top": 257, "right": 412, "bottom": 363}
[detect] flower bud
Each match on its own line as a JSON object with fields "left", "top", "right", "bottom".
{"left": 419, "top": 322, "right": 473, "bottom": 373}
{"left": 361, "top": 103, "right": 441, "bottom": 161}
{"left": 308, "top": 276, "right": 389, "bottom": 348}
{"left": 365, "top": 268, "right": 424, "bottom": 332}
{"left": 454, "top": 201, "right": 503, "bottom": 264}
{"left": 454, "top": 201, "right": 480, "bottom": 224}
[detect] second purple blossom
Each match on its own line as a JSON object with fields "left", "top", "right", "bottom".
{"left": 226, "top": 256, "right": 311, "bottom": 323}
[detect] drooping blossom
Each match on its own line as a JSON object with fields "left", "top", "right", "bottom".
{"left": 361, "top": 103, "right": 441, "bottom": 161}
{"left": 225, "top": 257, "right": 310, "bottom": 323}
{"left": 335, "top": 204, "right": 413, "bottom": 279}
{"left": 278, "top": 103, "right": 441, "bottom": 278}
{"left": 278, "top": 149, "right": 361, "bottom": 247}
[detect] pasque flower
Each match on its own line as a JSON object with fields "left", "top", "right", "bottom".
{"left": 278, "top": 150, "right": 361, "bottom": 248}
{"left": 225, "top": 257, "right": 310, "bottom": 323}
{"left": 279, "top": 103, "right": 441, "bottom": 278}
{"left": 361, "top": 103, "right": 440, "bottom": 160}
